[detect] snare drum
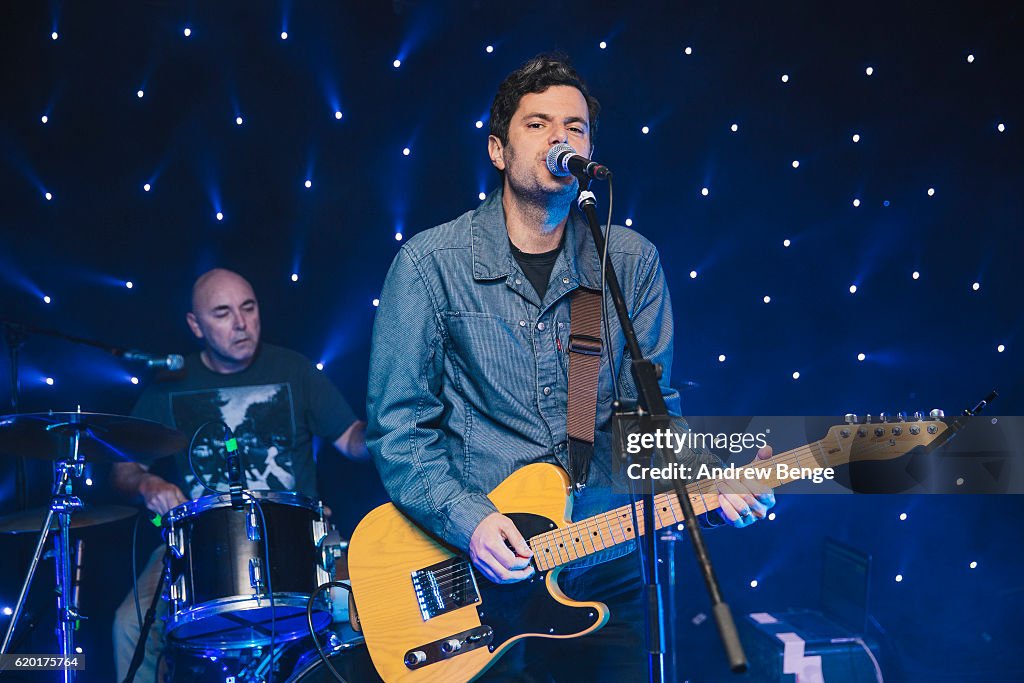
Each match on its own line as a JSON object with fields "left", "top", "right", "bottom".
{"left": 166, "top": 490, "right": 334, "bottom": 648}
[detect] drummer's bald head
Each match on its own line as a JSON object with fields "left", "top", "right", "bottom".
{"left": 190, "top": 269, "right": 255, "bottom": 313}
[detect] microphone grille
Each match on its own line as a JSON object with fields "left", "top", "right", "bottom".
{"left": 546, "top": 143, "right": 576, "bottom": 177}
{"left": 167, "top": 354, "right": 185, "bottom": 371}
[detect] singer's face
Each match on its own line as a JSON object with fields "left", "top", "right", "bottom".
{"left": 186, "top": 269, "right": 262, "bottom": 372}
{"left": 489, "top": 85, "right": 592, "bottom": 202}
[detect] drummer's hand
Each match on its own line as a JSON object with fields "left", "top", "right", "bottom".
{"left": 138, "top": 475, "right": 187, "bottom": 516}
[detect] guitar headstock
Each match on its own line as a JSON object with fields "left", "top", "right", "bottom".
{"left": 823, "top": 410, "right": 951, "bottom": 464}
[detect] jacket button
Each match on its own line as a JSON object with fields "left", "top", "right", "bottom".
{"left": 543, "top": 387, "right": 552, "bottom": 396}
{"left": 562, "top": 277, "right": 570, "bottom": 284}
{"left": 519, "top": 320, "right": 526, "bottom": 327}
{"left": 537, "top": 322, "right": 545, "bottom": 331}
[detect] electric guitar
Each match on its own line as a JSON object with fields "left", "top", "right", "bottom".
{"left": 348, "top": 414, "right": 952, "bottom": 682}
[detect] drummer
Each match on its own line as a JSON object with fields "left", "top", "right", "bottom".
{"left": 110, "top": 267, "right": 367, "bottom": 682}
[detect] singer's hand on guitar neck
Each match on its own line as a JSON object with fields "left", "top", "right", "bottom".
{"left": 469, "top": 512, "right": 536, "bottom": 584}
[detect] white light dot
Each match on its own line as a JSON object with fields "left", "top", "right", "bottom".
{"left": 599, "top": 41, "right": 607, "bottom": 50}
{"left": 280, "top": 31, "right": 288, "bottom": 40}
{"left": 393, "top": 59, "right": 401, "bottom": 68}
{"left": 718, "top": 354, "right": 726, "bottom": 362}
{"left": 899, "top": 512, "right": 907, "bottom": 521}
{"left": 750, "top": 580, "right": 758, "bottom": 588}
{"left": 216, "top": 212, "right": 224, "bottom": 221}
{"left": 967, "top": 54, "right": 974, "bottom": 63}
{"left": 130, "top": 376, "right": 139, "bottom": 385}
{"left": 402, "top": 147, "right": 411, "bottom": 156}
{"left": 701, "top": 187, "right": 709, "bottom": 197}
{"left": 143, "top": 183, "right": 151, "bottom": 192}
{"left": 763, "top": 295, "right": 771, "bottom": 304}
{"left": 43, "top": 295, "right": 51, "bottom": 304}
{"left": 912, "top": 271, "right": 920, "bottom": 280}
{"left": 767, "top": 512, "right": 776, "bottom": 521}
{"left": 792, "top": 371, "right": 800, "bottom": 380}
{"left": 395, "top": 232, "right": 403, "bottom": 241}
{"left": 372, "top": 298, "right": 380, "bottom": 307}
{"left": 849, "top": 284, "right": 858, "bottom": 294}
{"left": 641, "top": 126, "right": 650, "bottom": 135}
{"left": 852, "top": 198, "right": 861, "bottom": 207}
{"left": 852, "top": 133, "right": 861, "bottom": 143}
{"left": 865, "top": 66, "right": 874, "bottom": 76}
{"left": 51, "top": 32, "right": 59, "bottom": 41}
{"left": 85, "top": 478, "right": 93, "bottom": 486}
{"left": 857, "top": 353, "right": 866, "bottom": 362}
{"left": 137, "top": 89, "right": 144, "bottom": 98}
{"left": 972, "top": 282, "right": 980, "bottom": 291}
{"left": 478, "top": 192, "right": 486, "bottom": 201}
{"left": 625, "top": 218, "right": 633, "bottom": 227}
{"left": 335, "top": 111, "right": 343, "bottom": 120}
{"left": 75, "top": 647, "right": 83, "bottom": 654}
{"left": 304, "top": 179, "right": 312, "bottom": 188}
{"left": 291, "top": 273, "right": 299, "bottom": 282}
{"left": 969, "top": 561, "right": 977, "bottom": 569}
{"left": 45, "top": 377, "right": 54, "bottom": 386}
{"left": 485, "top": 45, "right": 494, "bottom": 54}
{"left": 791, "top": 160, "right": 800, "bottom": 169}
{"left": 689, "top": 270, "right": 698, "bottom": 279}
{"left": 41, "top": 115, "right": 48, "bottom": 124}
{"left": 45, "top": 192, "right": 53, "bottom": 201}
{"left": 184, "top": 27, "right": 192, "bottom": 37}
{"left": 997, "top": 344, "right": 1005, "bottom": 353}
{"left": 684, "top": 46, "right": 693, "bottom": 55}
{"left": 783, "top": 239, "right": 791, "bottom": 247}
{"left": 956, "top": 477, "right": 965, "bottom": 486}
{"left": 125, "top": 281, "right": 133, "bottom": 289}
{"left": 895, "top": 574, "right": 903, "bottom": 583}
{"left": 997, "top": 123, "right": 1006, "bottom": 133}
{"left": 235, "top": 116, "right": 243, "bottom": 125}
{"left": 316, "top": 362, "right": 324, "bottom": 371}
{"left": 730, "top": 123, "right": 738, "bottom": 132}
{"left": 3, "top": 607, "right": 13, "bottom": 616}
{"left": 927, "top": 187, "right": 935, "bottom": 197}
{"left": 781, "top": 74, "right": 789, "bottom": 83}
{"left": 475, "top": 120, "right": 483, "bottom": 129}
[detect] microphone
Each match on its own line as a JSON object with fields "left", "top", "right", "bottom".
{"left": 223, "top": 426, "right": 245, "bottom": 509}
{"left": 120, "top": 349, "right": 185, "bottom": 371}
{"left": 546, "top": 143, "right": 612, "bottom": 180}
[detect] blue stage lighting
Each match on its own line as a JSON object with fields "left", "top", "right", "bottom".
{"left": 183, "top": 27, "right": 191, "bottom": 37}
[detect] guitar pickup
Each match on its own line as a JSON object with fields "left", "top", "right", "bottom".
{"left": 411, "top": 557, "right": 481, "bottom": 620}
{"left": 404, "top": 626, "right": 493, "bottom": 670}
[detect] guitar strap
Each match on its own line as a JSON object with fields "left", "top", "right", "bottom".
{"left": 566, "top": 286, "right": 604, "bottom": 491}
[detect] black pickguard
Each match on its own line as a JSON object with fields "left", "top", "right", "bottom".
{"left": 474, "top": 512, "right": 604, "bottom": 650}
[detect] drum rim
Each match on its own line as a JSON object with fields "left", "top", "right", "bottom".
{"left": 287, "top": 638, "right": 366, "bottom": 681}
{"left": 168, "top": 489, "right": 321, "bottom": 520}
{"left": 168, "top": 592, "right": 332, "bottom": 648}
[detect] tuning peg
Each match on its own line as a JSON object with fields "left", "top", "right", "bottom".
{"left": 879, "top": 412, "right": 889, "bottom": 423}
{"left": 897, "top": 411, "right": 907, "bottom": 422}
{"left": 865, "top": 414, "right": 873, "bottom": 424}
{"left": 928, "top": 409, "right": 945, "bottom": 419}
{"left": 911, "top": 411, "right": 923, "bottom": 421}
{"left": 844, "top": 413, "right": 858, "bottom": 424}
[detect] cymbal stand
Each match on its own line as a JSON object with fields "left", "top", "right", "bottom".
{"left": 0, "top": 418, "right": 87, "bottom": 683}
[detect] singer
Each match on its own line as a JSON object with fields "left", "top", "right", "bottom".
{"left": 367, "top": 54, "right": 774, "bottom": 682}
{"left": 109, "top": 268, "right": 369, "bottom": 681}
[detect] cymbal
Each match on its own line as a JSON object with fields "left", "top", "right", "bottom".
{"left": 0, "top": 411, "right": 187, "bottom": 465}
{"left": 0, "top": 504, "right": 138, "bottom": 534}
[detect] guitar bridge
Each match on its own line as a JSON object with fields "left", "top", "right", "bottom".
{"left": 411, "top": 557, "right": 481, "bottom": 621}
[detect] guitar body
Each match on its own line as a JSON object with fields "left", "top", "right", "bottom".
{"left": 348, "top": 463, "right": 609, "bottom": 682}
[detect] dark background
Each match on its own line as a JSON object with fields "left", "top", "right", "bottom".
{"left": 1, "top": 1, "right": 1021, "bottom": 680}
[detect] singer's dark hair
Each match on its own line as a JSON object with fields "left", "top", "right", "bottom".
{"left": 489, "top": 53, "right": 600, "bottom": 149}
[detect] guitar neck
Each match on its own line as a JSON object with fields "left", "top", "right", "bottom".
{"left": 530, "top": 438, "right": 839, "bottom": 571}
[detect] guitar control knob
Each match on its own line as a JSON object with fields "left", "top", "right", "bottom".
{"left": 441, "top": 638, "right": 462, "bottom": 654}
{"left": 929, "top": 409, "right": 945, "bottom": 419}
{"left": 844, "top": 413, "right": 858, "bottom": 424}
{"left": 405, "top": 650, "right": 427, "bottom": 667}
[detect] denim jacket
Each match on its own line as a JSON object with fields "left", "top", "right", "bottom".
{"left": 367, "top": 187, "right": 718, "bottom": 563}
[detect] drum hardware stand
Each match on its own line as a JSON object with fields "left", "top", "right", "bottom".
{"left": 0, "top": 415, "right": 89, "bottom": 683}
{"left": 122, "top": 547, "right": 171, "bottom": 683}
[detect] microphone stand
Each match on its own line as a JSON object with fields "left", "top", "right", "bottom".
{"left": 575, "top": 188, "right": 747, "bottom": 682}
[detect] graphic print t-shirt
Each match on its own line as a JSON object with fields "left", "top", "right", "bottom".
{"left": 131, "top": 344, "right": 356, "bottom": 500}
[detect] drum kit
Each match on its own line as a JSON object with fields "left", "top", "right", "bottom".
{"left": 0, "top": 410, "right": 379, "bottom": 683}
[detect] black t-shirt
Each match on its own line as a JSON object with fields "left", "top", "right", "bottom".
{"left": 131, "top": 343, "right": 357, "bottom": 500}
{"left": 510, "top": 236, "right": 564, "bottom": 300}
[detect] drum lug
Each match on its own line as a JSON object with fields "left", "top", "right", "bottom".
{"left": 312, "top": 518, "right": 327, "bottom": 546}
{"left": 249, "top": 557, "right": 264, "bottom": 592}
{"left": 168, "top": 523, "right": 185, "bottom": 559}
{"left": 169, "top": 573, "right": 187, "bottom": 604}
{"left": 246, "top": 504, "right": 261, "bottom": 542}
